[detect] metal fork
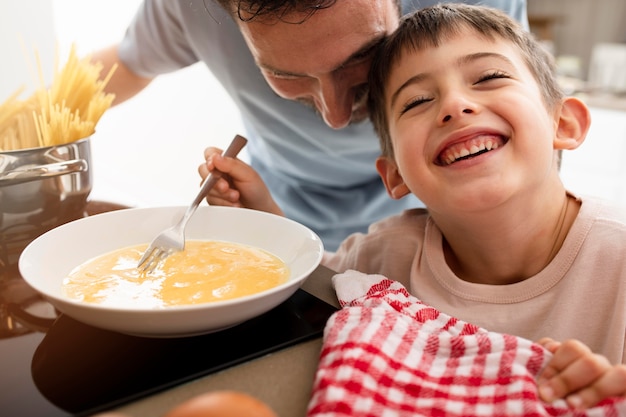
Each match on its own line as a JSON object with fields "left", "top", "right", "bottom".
{"left": 136, "top": 134, "right": 248, "bottom": 273}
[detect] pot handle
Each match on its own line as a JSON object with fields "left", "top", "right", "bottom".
{"left": 0, "top": 159, "right": 88, "bottom": 186}
{"left": 7, "top": 302, "right": 57, "bottom": 333}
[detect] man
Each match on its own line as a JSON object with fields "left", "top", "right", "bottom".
{"left": 92, "top": 0, "right": 527, "bottom": 250}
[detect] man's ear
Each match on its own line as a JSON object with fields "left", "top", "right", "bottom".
{"left": 554, "top": 96, "right": 591, "bottom": 151}
{"left": 375, "top": 155, "right": 410, "bottom": 199}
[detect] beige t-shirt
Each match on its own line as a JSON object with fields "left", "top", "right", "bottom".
{"left": 324, "top": 194, "right": 626, "bottom": 364}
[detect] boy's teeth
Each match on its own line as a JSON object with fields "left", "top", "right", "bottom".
{"left": 440, "top": 135, "right": 504, "bottom": 165}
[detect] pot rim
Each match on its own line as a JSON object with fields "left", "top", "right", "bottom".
{"left": 0, "top": 136, "right": 92, "bottom": 155}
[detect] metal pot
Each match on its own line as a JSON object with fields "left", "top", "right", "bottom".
{"left": 0, "top": 137, "right": 93, "bottom": 279}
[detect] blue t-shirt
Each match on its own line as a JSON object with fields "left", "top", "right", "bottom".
{"left": 119, "top": 0, "right": 528, "bottom": 251}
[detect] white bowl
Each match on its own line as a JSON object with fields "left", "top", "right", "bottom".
{"left": 19, "top": 206, "right": 324, "bottom": 337}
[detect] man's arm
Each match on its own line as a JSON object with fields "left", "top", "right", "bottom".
{"left": 91, "top": 44, "right": 153, "bottom": 106}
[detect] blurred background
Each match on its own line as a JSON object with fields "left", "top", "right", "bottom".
{"left": 1, "top": 0, "right": 625, "bottom": 208}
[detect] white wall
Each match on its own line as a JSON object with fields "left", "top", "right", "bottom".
{"left": 0, "top": 1, "right": 55, "bottom": 100}
{"left": 560, "top": 107, "right": 626, "bottom": 205}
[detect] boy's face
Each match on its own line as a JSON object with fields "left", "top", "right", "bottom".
{"left": 378, "top": 29, "right": 560, "bottom": 214}
{"left": 237, "top": 0, "right": 399, "bottom": 129}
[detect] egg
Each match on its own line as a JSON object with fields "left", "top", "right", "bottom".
{"left": 64, "top": 240, "right": 289, "bottom": 308}
{"left": 163, "top": 390, "right": 278, "bottom": 417}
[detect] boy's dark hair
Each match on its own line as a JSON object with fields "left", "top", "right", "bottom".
{"left": 368, "top": 3, "right": 564, "bottom": 158}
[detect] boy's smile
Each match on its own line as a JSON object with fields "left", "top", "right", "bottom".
{"left": 435, "top": 130, "right": 507, "bottom": 166}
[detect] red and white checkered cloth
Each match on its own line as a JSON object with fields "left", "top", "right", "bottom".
{"left": 306, "top": 270, "right": 626, "bottom": 417}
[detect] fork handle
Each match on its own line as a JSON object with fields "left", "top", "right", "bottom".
{"left": 189, "top": 134, "right": 248, "bottom": 212}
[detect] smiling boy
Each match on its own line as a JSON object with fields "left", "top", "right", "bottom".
{"left": 204, "top": 3, "right": 626, "bottom": 408}
{"left": 348, "top": 3, "right": 626, "bottom": 407}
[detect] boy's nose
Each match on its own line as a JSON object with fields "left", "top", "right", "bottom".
{"left": 442, "top": 108, "right": 474, "bottom": 123}
{"left": 438, "top": 89, "right": 479, "bottom": 125}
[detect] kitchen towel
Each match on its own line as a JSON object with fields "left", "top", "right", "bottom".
{"left": 306, "top": 270, "right": 626, "bottom": 417}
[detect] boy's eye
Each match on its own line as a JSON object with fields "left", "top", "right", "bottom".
{"left": 400, "top": 96, "right": 432, "bottom": 115}
{"left": 475, "top": 70, "right": 511, "bottom": 84}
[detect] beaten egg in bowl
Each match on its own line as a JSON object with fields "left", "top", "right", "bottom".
{"left": 20, "top": 206, "right": 323, "bottom": 336}
{"left": 63, "top": 240, "right": 290, "bottom": 308}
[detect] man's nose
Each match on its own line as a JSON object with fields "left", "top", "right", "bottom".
{"left": 316, "top": 75, "right": 355, "bottom": 129}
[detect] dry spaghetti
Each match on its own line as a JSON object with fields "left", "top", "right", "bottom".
{"left": 0, "top": 45, "right": 116, "bottom": 151}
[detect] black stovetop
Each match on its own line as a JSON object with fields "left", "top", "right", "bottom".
{"left": 0, "top": 287, "right": 336, "bottom": 416}
{"left": 0, "top": 201, "right": 337, "bottom": 415}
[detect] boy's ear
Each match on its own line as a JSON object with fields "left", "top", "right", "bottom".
{"left": 554, "top": 96, "right": 591, "bottom": 150}
{"left": 375, "top": 156, "right": 411, "bottom": 199}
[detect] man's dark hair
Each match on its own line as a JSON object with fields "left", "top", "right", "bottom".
{"left": 212, "top": 0, "right": 338, "bottom": 23}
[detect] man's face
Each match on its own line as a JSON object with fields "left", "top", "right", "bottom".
{"left": 237, "top": 0, "right": 400, "bottom": 129}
